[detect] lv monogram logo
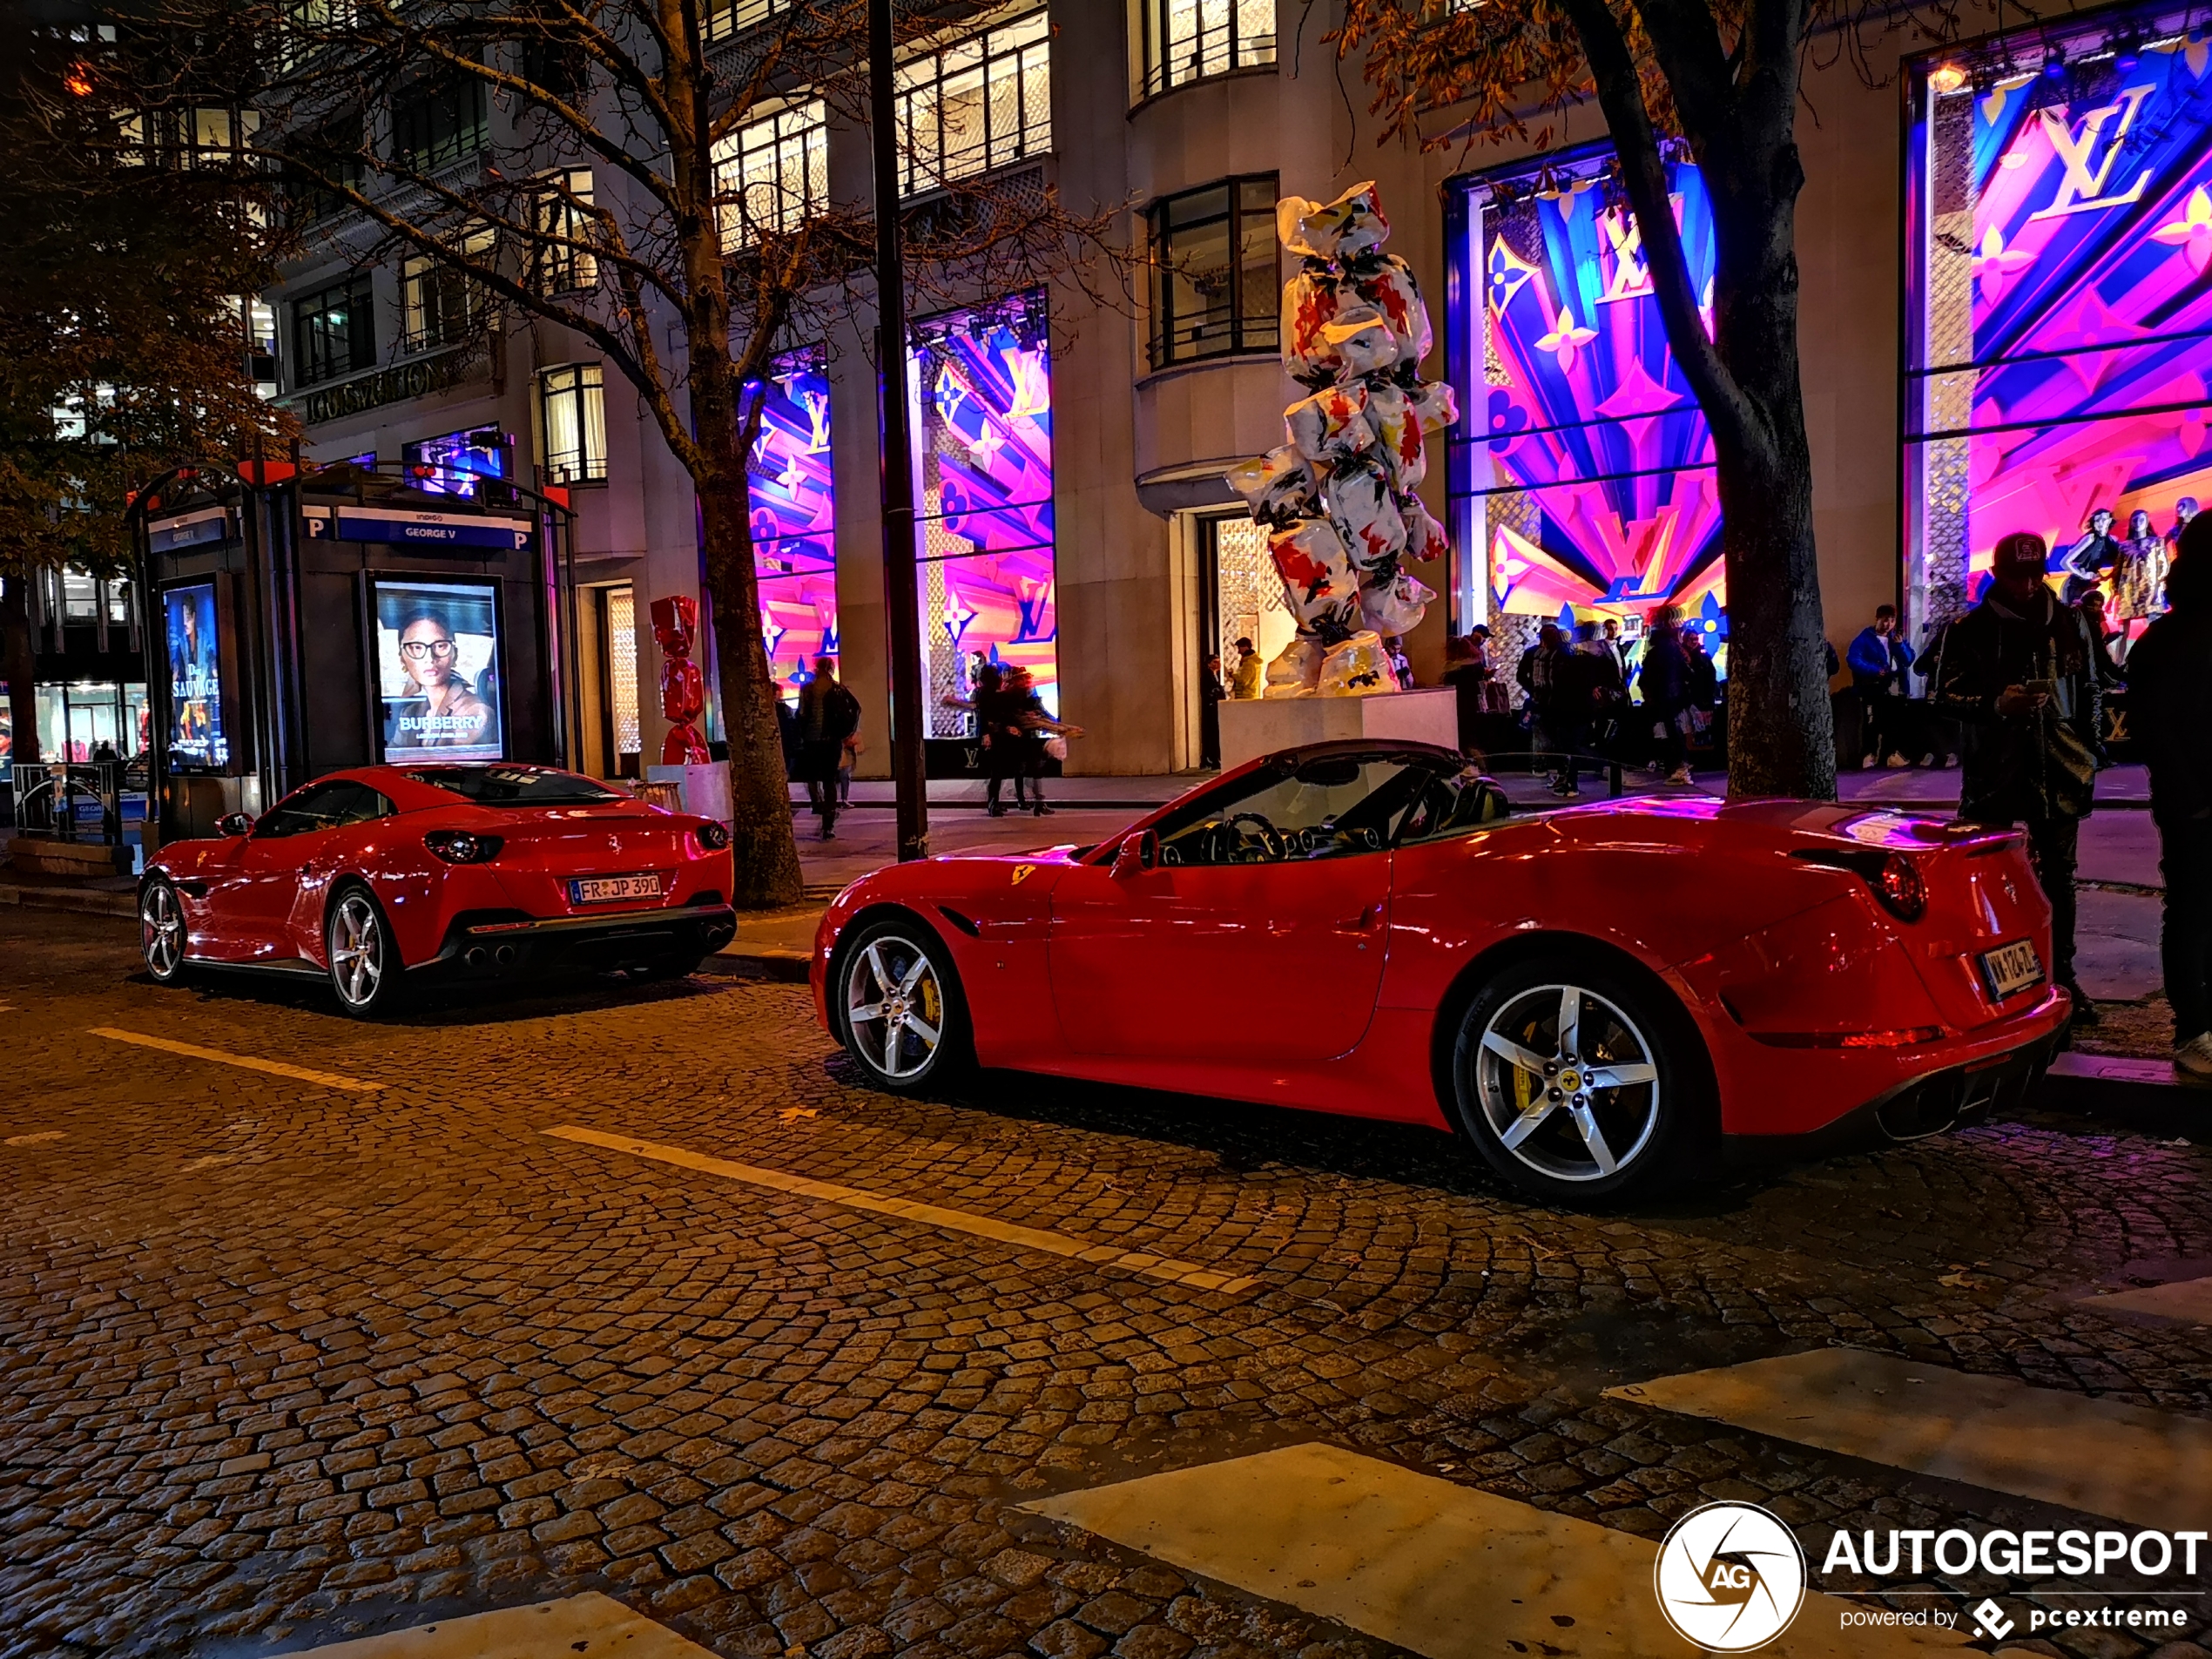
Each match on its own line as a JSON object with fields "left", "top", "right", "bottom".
{"left": 2031, "top": 86, "right": 2154, "bottom": 219}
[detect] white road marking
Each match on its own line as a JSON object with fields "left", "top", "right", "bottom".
{"left": 544, "top": 1124, "right": 1259, "bottom": 1295}
{"left": 1023, "top": 1442, "right": 1971, "bottom": 1657}
{"left": 2080, "top": 1274, "right": 2212, "bottom": 1324}
{"left": 269, "top": 1591, "right": 717, "bottom": 1657}
{"left": 1608, "top": 1347, "right": 2212, "bottom": 1532}
{"left": 90, "top": 1027, "right": 384, "bottom": 1093}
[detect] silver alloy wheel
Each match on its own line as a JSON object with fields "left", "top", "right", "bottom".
{"left": 844, "top": 934, "right": 944, "bottom": 1082}
{"left": 1474, "top": 981, "right": 1661, "bottom": 1184}
{"left": 329, "top": 893, "right": 385, "bottom": 1008}
{"left": 141, "top": 884, "right": 183, "bottom": 978}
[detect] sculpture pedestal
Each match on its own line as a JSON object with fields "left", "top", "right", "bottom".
{"left": 647, "top": 762, "right": 731, "bottom": 821}
{"left": 1217, "top": 687, "right": 1460, "bottom": 772}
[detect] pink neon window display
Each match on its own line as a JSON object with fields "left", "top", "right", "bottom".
{"left": 913, "top": 292, "right": 1058, "bottom": 736}
{"left": 745, "top": 353, "right": 837, "bottom": 702}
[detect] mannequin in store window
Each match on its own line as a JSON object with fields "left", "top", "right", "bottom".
{"left": 2062, "top": 506, "right": 2125, "bottom": 585}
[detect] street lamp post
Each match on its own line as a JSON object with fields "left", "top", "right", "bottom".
{"left": 870, "top": 0, "right": 928, "bottom": 863}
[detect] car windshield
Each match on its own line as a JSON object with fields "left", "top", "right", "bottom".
{"left": 403, "top": 766, "right": 627, "bottom": 806}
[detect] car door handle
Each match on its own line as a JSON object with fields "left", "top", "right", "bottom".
{"left": 1337, "top": 905, "right": 1381, "bottom": 932}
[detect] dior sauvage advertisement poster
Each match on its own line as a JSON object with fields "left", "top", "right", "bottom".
{"left": 164, "top": 583, "right": 229, "bottom": 770}
{"left": 373, "top": 579, "right": 504, "bottom": 761}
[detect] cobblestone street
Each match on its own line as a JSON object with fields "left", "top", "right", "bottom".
{"left": 5, "top": 906, "right": 2212, "bottom": 1659}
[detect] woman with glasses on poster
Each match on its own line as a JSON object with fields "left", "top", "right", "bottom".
{"left": 389, "top": 612, "right": 494, "bottom": 752}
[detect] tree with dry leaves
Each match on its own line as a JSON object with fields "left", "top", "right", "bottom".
{"left": 249, "top": 0, "right": 1127, "bottom": 907}
{"left": 1336, "top": 0, "right": 1934, "bottom": 799}
{"left": 0, "top": 9, "right": 288, "bottom": 772}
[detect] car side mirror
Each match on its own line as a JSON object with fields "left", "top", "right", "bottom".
{"left": 216, "top": 813, "right": 254, "bottom": 838}
{"left": 1111, "top": 829, "right": 1160, "bottom": 881}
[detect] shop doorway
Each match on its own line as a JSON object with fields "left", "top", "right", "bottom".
{"left": 1197, "top": 514, "right": 1293, "bottom": 766}
{"left": 577, "top": 583, "right": 642, "bottom": 779}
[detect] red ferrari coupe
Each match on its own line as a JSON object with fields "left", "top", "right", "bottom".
{"left": 812, "top": 740, "right": 2069, "bottom": 1199}
{"left": 141, "top": 765, "right": 736, "bottom": 1015}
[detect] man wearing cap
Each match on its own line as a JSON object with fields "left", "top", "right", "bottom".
{"left": 1933, "top": 531, "right": 2104, "bottom": 1025}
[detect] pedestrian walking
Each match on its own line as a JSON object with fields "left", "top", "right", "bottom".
{"left": 1199, "top": 650, "right": 1226, "bottom": 768}
{"left": 1846, "top": 604, "right": 1915, "bottom": 768}
{"left": 795, "top": 656, "right": 860, "bottom": 841}
{"left": 1518, "top": 623, "right": 1570, "bottom": 789}
{"left": 1640, "top": 611, "right": 1694, "bottom": 784}
{"left": 2114, "top": 554, "right": 2212, "bottom": 1081}
{"left": 999, "top": 665, "right": 1081, "bottom": 817}
{"left": 1443, "top": 627, "right": 1498, "bottom": 753}
{"left": 1932, "top": 531, "right": 2104, "bottom": 1026}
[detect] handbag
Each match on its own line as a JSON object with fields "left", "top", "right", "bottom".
{"left": 1043, "top": 735, "right": 1069, "bottom": 762}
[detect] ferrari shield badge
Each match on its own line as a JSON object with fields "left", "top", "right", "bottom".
{"left": 1011, "top": 864, "right": 1036, "bottom": 886}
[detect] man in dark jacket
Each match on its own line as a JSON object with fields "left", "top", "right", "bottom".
{"left": 1640, "top": 611, "right": 1694, "bottom": 784}
{"left": 796, "top": 657, "right": 860, "bottom": 840}
{"left": 2121, "top": 553, "right": 2212, "bottom": 1081}
{"left": 1517, "top": 624, "right": 1570, "bottom": 792}
{"left": 1932, "top": 532, "right": 2104, "bottom": 1024}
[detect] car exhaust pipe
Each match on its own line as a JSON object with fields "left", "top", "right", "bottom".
{"left": 463, "top": 946, "right": 490, "bottom": 973}
{"left": 494, "top": 945, "right": 517, "bottom": 971}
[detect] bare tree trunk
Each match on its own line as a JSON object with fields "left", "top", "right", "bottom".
{"left": 2, "top": 577, "right": 39, "bottom": 786}
{"left": 692, "top": 360, "right": 805, "bottom": 909}
{"left": 1705, "top": 138, "right": 1837, "bottom": 801}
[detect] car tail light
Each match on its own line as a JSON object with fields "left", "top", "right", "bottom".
{"left": 425, "top": 830, "right": 502, "bottom": 864}
{"left": 695, "top": 822, "right": 732, "bottom": 852}
{"left": 1874, "top": 853, "right": 1926, "bottom": 921}
{"left": 1790, "top": 846, "right": 1926, "bottom": 922}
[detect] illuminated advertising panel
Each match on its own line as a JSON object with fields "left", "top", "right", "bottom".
{"left": 912, "top": 292, "right": 1057, "bottom": 734}
{"left": 371, "top": 578, "right": 505, "bottom": 761}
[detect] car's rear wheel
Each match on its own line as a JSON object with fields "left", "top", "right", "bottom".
{"left": 326, "top": 883, "right": 405, "bottom": 1018}
{"left": 1450, "top": 950, "right": 1698, "bottom": 1202}
{"left": 140, "top": 877, "right": 187, "bottom": 985}
{"left": 835, "top": 916, "right": 970, "bottom": 1091}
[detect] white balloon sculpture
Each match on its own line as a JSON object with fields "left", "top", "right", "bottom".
{"left": 1225, "top": 183, "right": 1459, "bottom": 698}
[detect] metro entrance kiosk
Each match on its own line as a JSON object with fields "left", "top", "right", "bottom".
{"left": 135, "top": 464, "right": 577, "bottom": 846}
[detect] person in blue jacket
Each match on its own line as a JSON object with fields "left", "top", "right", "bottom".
{"left": 1846, "top": 604, "right": 1917, "bottom": 767}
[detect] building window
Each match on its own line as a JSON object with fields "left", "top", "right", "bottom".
{"left": 895, "top": 9, "right": 1051, "bottom": 199}
{"left": 913, "top": 293, "right": 1057, "bottom": 736}
{"left": 703, "top": 0, "right": 794, "bottom": 42}
{"left": 401, "top": 227, "right": 492, "bottom": 351}
{"left": 293, "top": 116, "right": 365, "bottom": 220}
{"left": 711, "top": 98, "right": 826, "bottom": 249}
{"left": 1143, "top": 0, "right": 1274, "bottom": 98}
{"left": 1147, "top": 175, "right": 1278, "bottom": 370}
{"left": 393, "top": 74, "right": 488, "bottom": 173}
{"left": 532, "top": 170, "right": 597, "bottom": 293}
{"left": 1905, "top": 9, "right": 2212, "bottom": 644}
{"left": 748, "top": 351, "right": 836, "bottom": 702}
{"left": 292, "top": 275, "right": 375, "bottom": 386}
{"left": 539, "top": 363, "right": 607, "bottom": 483}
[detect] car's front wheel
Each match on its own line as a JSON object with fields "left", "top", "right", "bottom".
{"left": 834, "top": 917, "right": 971, "bottom": 1091}
{"left": 1450, "top": 950, "right": 1701, "bottom": 1202}
{"left": 326, "top": 883, "right": 405, "bottom": 1018}
{"left": 140, "top": 877, "right": 188, "bottom": 985}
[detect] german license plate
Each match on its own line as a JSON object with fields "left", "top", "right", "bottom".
{"left": 1979, "top": 939, "right": 2044, "bottom": 1000}
{"left": 571, "top": 873, "right": 661, "bottom": 905}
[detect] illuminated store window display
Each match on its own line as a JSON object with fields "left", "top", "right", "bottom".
{"left": 913, "top": 292, "right": 1058, "bottom": 736}
{"left": 1447, "top": 147, "right": 1729, "bottom": 675}
{"left": 1906, "top": 9, "right": 2212, "bottom": 640}
{"left": 745, "top": 352, "right": 838, "bottom": 701}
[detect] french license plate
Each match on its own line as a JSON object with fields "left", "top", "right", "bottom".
{"left": 1979, "top": 938, "right": 2044, "bottom": 1000}
{"left": 571, "top": 873, "right": 662, "bottom": 905}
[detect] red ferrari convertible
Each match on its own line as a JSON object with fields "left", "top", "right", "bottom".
{"left": 141, "top": 765, "right": 736, "bottom": 1015}
{"left": 812, "top": 740, "right": 2069, "bottom": 1199}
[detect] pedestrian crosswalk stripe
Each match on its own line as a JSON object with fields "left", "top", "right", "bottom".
{"left": 1022, "top": 1441, "right": 1971, "bottom": 1657}
{"left": 1607, "top": 1347, "right": 2212, "bottom": 1533}
{"left": 543, "top": 1124, "right": 1259, "bottom": 1295}
{"left": 2080, "top": 1275, "right": 2212, "bottom": 1324}
{"left": 90, "top": 1026, "right": 384, "bottom": 1093}
{"left": 270, "top": 1591, "right": 716, "bottom": 1657}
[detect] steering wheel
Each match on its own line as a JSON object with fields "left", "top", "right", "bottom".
{"left": 1225, "top": 812, "right": 1286, "bottom": 862}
